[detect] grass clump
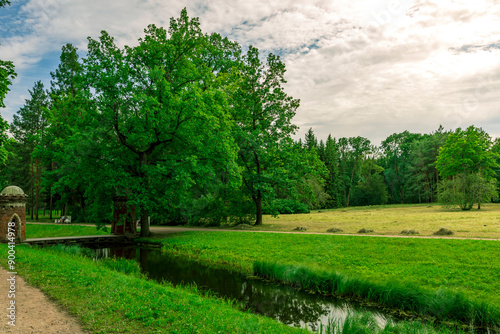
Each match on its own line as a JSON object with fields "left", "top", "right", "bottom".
{"left": 47, "top": 244, "right": 144, "bottom": 277}
{"left": 320, "top": 311, "right": 467, "bottom": 334}
{"left": 292, "top": 226, "right": 308, "bottom": 231}
{"left": 47, "top": 244, "right": 90, "bottom": 255}
{"left": 100, "top": 258, "right": 144, "bottom": 277}
{"left": 401, "top": 229, "right": 420, "bottom": 235}
{"left": 233, "top": 223, "right": 253, "bottom": 230}
{"left": 327, "top": 227, "right": 343, "bottom": 233}
{"left": 357, "top": 228, "right": 374, "bottom": 233}
{"left": 433, "top": 228, "right": 454, "bottom": 236}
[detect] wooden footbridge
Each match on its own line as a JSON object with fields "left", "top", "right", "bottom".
{"left": 23, "top": 234, "right": 133, "bottom": 247}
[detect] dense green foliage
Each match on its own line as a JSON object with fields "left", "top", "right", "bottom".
{"left": 155, "top": 232, "right": 500, "bottom": 307}
{"left": 0, "top": 244, "right": 305, "bottom": 333}
{"left": 436, "top": 126, "right": 499, "bottom": 210}
{"left": 231, "top": 46, "right": 301, "bottom": 224}
{"left": 3, "top": 8, "right": 500, "bottom": 228}
{"left": 4, "top": 10, "right": 317, "bottom": 230}
{"left": 0, "top": 50, "right": 15, "bottom": 109}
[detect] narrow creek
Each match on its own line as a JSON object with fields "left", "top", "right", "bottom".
{"left": 93, "top": 246, "right": 393, "bottom": 332}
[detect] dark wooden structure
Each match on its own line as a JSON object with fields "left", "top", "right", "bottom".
{"left": 111, "top": 196, "right": 137, "bottom": 236}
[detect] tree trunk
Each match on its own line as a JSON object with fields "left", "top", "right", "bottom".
{"left": 346, "top": 161, "right": 357, "bottom": 207}
{"left": 35, "top": 157, "right": 40, "bottom": 221}
{"left": 253, "top": 149, "right": 263, "bottom": 225}
{"left": 254, "top": 191, "right": 263, "bottom": 225}
{"left": 49, "top": 188, "right": 53, "bottom": 220}
{"left": 140, "top": 209, "right": 150, "bottom": 237}
{"left": 30, "top": 161, "right": 34, "bottom": 220}
{"left": 80, "top": 195, "right": 86, "bottom": 221}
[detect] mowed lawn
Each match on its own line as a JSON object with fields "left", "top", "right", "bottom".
{"left": 257, "top": 203, "right": 500, "bottom": 238}
{"left": 157, "top": 231, "right": 500, "bottom": 307}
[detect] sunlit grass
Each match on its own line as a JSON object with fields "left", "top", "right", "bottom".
{"left": 256, "top": 203, "right": 500, "bottom": 238}
{"left": 155, "top": 231, "right": 500, "bottom": 308}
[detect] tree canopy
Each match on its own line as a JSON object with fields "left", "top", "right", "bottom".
{"left": 4, "top": 9, "right": 500, "bottom": 231}
{"left": 436, "top": 126, "right": 499, "bottom": 210}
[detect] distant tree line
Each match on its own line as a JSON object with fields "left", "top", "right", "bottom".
{"left": 1, "top": 9, "right": 498, "bottom": 236}
{"left": 299, "top": 126, "right": 499, "bottom": 211}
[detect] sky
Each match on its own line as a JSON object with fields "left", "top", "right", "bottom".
{"left": 1, "top": 0, "right": 500, "bottom": 145}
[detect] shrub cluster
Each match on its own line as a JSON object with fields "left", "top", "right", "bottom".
{"left": 433, "top": 228, "right": 454, "bottom": 236}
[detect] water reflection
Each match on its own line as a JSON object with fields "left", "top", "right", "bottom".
{"left": 94, "top": 247, "right": 390, "bottom": 331}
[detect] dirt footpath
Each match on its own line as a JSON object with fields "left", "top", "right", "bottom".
{"left": 0, "top": 267, "right": 88, "bottom": 334}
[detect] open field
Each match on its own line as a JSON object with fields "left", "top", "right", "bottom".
{"left": 27, "top": 203, "right": 500, "bottom": 239}
{"left": 254, "top": 203, "right": 500, "bottom": 238}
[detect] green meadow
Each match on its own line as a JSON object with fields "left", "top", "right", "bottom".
{"left": 147, "top": 231, "right": 500, "bottom": 328}
{"left": 153, "top": 231, "right": 500, "bottom": 305}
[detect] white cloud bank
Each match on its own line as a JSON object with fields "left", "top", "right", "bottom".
{"left": 1, "top": 0, "right": 500, "bottom": 144}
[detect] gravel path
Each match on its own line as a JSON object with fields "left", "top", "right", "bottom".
{"left": 0, "top": 266, "right": 88, "bottom": 334}
{"left": 148, "top": 225, "right": 500, "bottom": 241}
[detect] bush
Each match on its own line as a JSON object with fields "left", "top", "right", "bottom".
{"left": 401, "top": 229, "right": 419, "bottom": 235}
{"left": 357, "top": 228, "right": 374, "bottom": 234}
{"left": 327, "top": 227, "right": 343, "bottom": 233}
{"left": 263, "top": 199, "right": 310, "bottom": 215}
{"left": 433, "top": 228, "right": 454, "bottom": 236}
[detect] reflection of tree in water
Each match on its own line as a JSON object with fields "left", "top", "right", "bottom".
{"left": 136, "top": 249, "right": 343, "bottom": 328}
{"left": 98, "top": 247, "right": 389, "bottom": 331}
{"left": 239, "top": 280, "right": 330, "bottom": 328}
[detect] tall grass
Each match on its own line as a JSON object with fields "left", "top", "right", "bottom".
{"left": 319, "top": 312, "right": 467, "bottom": 334}
{"left": 47, "top": 244, "right": 144, "bottom": 277}
{"left": 254, "top": 261, "right": 500, "bottom": 330}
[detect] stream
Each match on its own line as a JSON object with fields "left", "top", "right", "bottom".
{"left": 93, "top": 246, "right": 393, "bottom": 332}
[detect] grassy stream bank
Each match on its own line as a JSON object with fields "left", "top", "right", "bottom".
{"left": 1, "top": 244, "right": 306, "bottom": 333}
{"left": 140, "top": 231, "right": 500, "bottom": 330}
{"left": 15, "top": 223, "right": 500, "bottom": 332}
